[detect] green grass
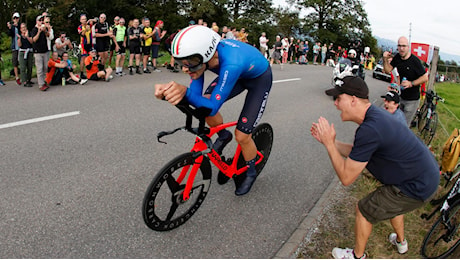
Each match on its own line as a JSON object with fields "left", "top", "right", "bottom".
{"left": 298, "top": 82, "right": 460, "bottom": 259}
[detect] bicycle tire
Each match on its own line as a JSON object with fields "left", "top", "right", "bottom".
{"left": 142, "top": 152, "right": 212, "bottom": 231}
{"left": 420, "top": 113, "right": 438, "bottom": 146}
{"left": 421, "top": 200, "right": 460, "bottom": 258}
{"left": 411, "top": 103, "right": 425, "bottom": 129}
{"left": 418, "top": 104, "right": 429, "bottom": 133}
{"left": 234, "top": 123, "right": 274, "bottom": 186}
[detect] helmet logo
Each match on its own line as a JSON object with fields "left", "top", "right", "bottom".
{"left": 204, "top": 36, "right": 218, "bottom": 59}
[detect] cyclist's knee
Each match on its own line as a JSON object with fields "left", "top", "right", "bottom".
{"left": 234, "top": 130, "right": 252, "bottom": 145}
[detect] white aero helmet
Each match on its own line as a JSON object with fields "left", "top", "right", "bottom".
{"left": 171, "top": 25, "right": 221, "bottom": 64}
{"left": 348, "top": 49, "right": 357, "bottom": 57}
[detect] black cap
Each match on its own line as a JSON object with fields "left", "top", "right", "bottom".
{"left": 381, "top": 91, "right": 400, "bottom": 103}
{"left": 325, "top": 76, "right": 369, "bottom": 99}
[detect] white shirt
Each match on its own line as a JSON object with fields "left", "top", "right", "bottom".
{"left": 259, "top": 36, "right": 268, "bottom": 48}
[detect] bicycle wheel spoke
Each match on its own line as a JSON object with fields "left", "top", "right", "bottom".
{"left": 165, "top": 175, "right": 180, "bottom": 193}
{"left": 165, "top": 202, "right": 179, "bottom": 222}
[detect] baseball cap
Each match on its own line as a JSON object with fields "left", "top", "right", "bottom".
{"left": 89, "top": 48, "right": 97, "bottom": 53}
{"left": 13, "top": 12, "right": 20, "bottom": 18}
{"left": 325, "top": 76, "right": 369, "bottom": 99}
{"left": 36, "top": 15, "right": 44, "bottom": 21}
{"left": 381, "top": 91, "right": 400, "bottom": 103}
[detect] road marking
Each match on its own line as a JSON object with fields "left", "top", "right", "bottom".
{"left": 273, "top": 78, "right": 301, "bottom": 84}
{"left": 0, "top": 111, "right": 80, "bottom": 130}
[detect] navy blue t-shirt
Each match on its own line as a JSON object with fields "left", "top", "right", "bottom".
{"left": 349, "top": 105, "right": 439, "bottom": 200}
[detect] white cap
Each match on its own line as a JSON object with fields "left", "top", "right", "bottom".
{"left": 13, "top": 12, "right": 20, "bottom": 18}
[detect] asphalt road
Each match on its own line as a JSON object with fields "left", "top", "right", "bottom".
{"left": 0, "top": 64, "right": 388, "bottom": 258}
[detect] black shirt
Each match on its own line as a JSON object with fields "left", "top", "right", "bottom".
{"left": 95, "top": 22, "right": 110, "bottom": 44}
{"left": 30, "top": 27, "right": 49, "bottom": 53}
{"left": 129, "top": 27, "right": 141, "bottom": 45}
{"left": 19, "top": 33, "right": 33, "bottom": 49}
{"left": 391, "top": 54, "right": 426, "bottom": 100}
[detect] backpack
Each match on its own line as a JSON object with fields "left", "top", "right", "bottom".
{"left": 441, "top": 128, "right": 460, "bottom": 173}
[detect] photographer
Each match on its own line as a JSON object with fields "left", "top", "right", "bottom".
{"left": 84, "top": 48, "right": 113, "bottom": 81}
{"left": 30, "top": 15, "right": 51, "bottom": 91}
{"left": 7, "top": 12, "right": 21, "bottom": 85}
{"left": 54, "top": 32, "right": 73, "bottom": 57}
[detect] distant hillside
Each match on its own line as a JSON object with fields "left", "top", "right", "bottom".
{"left": 374, "top": 36, "right": 460, "bottom": 63}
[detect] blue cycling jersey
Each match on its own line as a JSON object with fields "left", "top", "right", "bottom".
{"left": 185, "top": 39, "right": 269, "bottom": 116}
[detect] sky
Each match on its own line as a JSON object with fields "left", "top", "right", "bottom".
{"left": 272, "top": 0, "right": 460, "bottom": 57}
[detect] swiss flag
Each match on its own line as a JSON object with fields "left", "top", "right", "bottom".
{"left": 411, "top": 42, "right": 430, "bottom": 63}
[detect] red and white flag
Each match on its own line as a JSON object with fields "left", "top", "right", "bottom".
{"left": 411, "top": 42, "right": 432, "bottom": 63}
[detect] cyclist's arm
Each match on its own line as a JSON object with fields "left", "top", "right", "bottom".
{"left": 185, "top": 65, "right": 241, "bottom": 116}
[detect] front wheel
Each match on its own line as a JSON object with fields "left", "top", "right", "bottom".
{"left": 421, "top": 201, "right": 460, "bottom": 258}
{"left": 142, "top": 152, "right": 212, "bottom": 231}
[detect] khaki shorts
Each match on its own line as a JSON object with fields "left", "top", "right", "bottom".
{"left": 358, "top": 185, "right": 428, "bottom": 224}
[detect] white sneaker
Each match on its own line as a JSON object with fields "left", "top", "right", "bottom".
{"left": 79, "top": 78, "right": 88, "bottom": 85}
{"left": 388, "top": 233, "right": 408, "bottom": 254}
{"left": 332, "top": 247, "right": 366, "bottom": 259}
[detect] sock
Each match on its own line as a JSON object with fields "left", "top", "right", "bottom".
{"left": 217, "top": 129, "right": 231, "bottom": 138}
{"left": 246, "top": 157, "right": 257, "bottom": 177}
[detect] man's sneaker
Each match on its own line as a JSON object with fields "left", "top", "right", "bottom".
{"left": 332, "top": 248, "right": 366, "bottom": 259}
{"left": 0, "top": 79, "right": 6, "bottom": 86}
{"left": 213, "top": 130, "right": 232, "bottom": 155}
{"left": 16, "top": 78, "right": 21, "bottom": 85}
{"left": 143, "top": 69, "right": 151, "bottom": 74}
{"left": 39, "top": 85, "right": 49, "bottom": 91}
{"left": 26, "top": 80, "right": 35, "bottom": 85}
{"left": 23, "top": 82, "right": 32, "bottom": 87}
{"left": 129, "top": 69, "right": 134, "bottom": 75}
{"left": 153, "top": 67, "right": 161, "bottom": 72}
{"left": 388, "top": 233, "right": 408, "bottom": 254}
{"left": 79, "top": 78, "right": 88, "bottom": 85}
{"left": 136, "top": 69, "right": 142, "bottom": 74}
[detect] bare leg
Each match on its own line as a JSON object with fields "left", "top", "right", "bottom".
{"left": 354, "top": 204, "right": 372, "bottom": 258}
{"left": 390, "top": 215, "right": 405, "bottom": 242}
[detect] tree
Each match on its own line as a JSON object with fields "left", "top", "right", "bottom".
{"left": 291, "top": 0, "right": 378, "bottom": 55}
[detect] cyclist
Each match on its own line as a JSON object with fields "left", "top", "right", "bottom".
{"left": 154, "top": 25, "right": 272, "bottom": 196}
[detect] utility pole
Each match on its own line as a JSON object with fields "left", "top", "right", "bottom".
{"left": 428, "top": 46, "right": 439, "bottom": 91}
{"left": 409, "top": 23, "right": 412, "bottom": 44}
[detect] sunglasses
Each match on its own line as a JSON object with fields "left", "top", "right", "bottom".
{"left": 175, "top": 55, "right": 204, "bottom": 72}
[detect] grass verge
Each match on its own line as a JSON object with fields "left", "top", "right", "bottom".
{"left": 297, "top": 82, "right": 460, "bottom": 258}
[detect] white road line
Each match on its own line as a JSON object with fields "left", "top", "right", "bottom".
{"left": 0, "top": 111, "right": 80, "bottom": 130}
{"left": 273, "top": 78, "right": 301, "bottom": 84}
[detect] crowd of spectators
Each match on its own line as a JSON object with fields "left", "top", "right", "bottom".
{"left": 2, "top": 11, "right": 377, "bottom": 91}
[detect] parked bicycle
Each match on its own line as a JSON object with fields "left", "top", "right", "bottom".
{"left": 71, "top": 41, "right": 81, "bottom": 61}
{"left": 420, "top": 128, "right": 460, "bottom": 258}
{"left": 420, "top": 163, "right": 460, "bottom": 258}
{"left": 142, "top": 101, "right": 273, "bottom": 231}
{"left": 411, "top": 89, "right": 444, "bottom": 146}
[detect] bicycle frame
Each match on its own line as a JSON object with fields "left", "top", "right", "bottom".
{"left": 175, "top": 121, "right": 264, "bottom": 201}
